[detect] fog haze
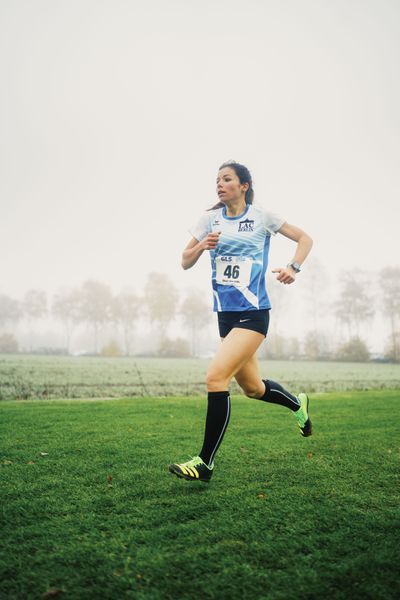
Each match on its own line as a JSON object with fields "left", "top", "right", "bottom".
{"left": 1, "top": 0, "right": 399, "bottom": 353}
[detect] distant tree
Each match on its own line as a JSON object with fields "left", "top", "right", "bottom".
{"left": 22, "top": 289, "right": 47, "bottom": 320}
{"left": 265, "top": 332, "right": 286, "bottom": 360}
{"left": 303, "top": 330, "right": 332, "bottom": 361}
{"left": 384, "top": 332, "right": 400, "bottom": 363}
{"left": 22, "top": 290, "right": 47, "bottom": 351}
{"left": 78, "top": 280, "right": 114, "bottom": 354}
{"left": 335, "top": 271, "right": 374, "bottom": 338}
{"left": 100, "top": 340, "right": 123, "bottom": 357}
{"left": 265, "top": 334, "right": 300, "bottom": 360}
{"left": 266, "top": 275, "right": 289, "bottom": 327}
{"left": 0, "top": 294, "right": 21, "bottom": 332}
{"left": 286, "top": 337, "right": 301, "bottom": 359}
{"left": 158, "top": 336, "right": 191, "bottom": 358}
{"left": 336, "top": 337, "right": 370, "bottom": 362}
{"left": 144, "top": 272, "right": 179, "bottom": 339}
{"left": 301, "top": 258, "right": 330, "bottom": 332}
{"left": 303, "top": 331, "right": 321, "bottom": 361}
{"left": 379, "top": 266, "right": 400, "bottom": 362}
{"left": 264, "top": 275, "right": 290, "bottom": 359}
{"left": 111, "top": 291, "right": 141, "bottom": 356}
{"left": 0, "top": 333, "right": 19, "bottom": 354}
{"left": 180, "top": 289, "right": 210, "bottom": 356}
{"left": 52, "top": 288, "right": 82, "bottom": 354}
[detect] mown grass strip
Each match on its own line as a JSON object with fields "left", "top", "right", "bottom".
{"left": 1, "top": 391, "right": 399, "bottom": 599}
{"left": 1, "top": 355, "right": 400, "bottom": 401}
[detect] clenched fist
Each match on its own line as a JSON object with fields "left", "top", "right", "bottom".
{"left": 201, "top": 232, "right": 221, "bottom": 251}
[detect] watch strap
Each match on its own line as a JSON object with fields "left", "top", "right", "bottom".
{"left": 287, "top": 262, "right": 301, "bottom": 273}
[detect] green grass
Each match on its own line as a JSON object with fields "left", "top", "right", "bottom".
{"left": 1, "top": 391, "right": 400, "bottom": 599}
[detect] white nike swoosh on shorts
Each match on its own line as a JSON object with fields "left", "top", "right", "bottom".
{"left": 239, "top": 318, "right": 252, "bottom": 322}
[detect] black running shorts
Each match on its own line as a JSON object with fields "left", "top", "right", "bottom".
{"left": 217, "top": 309, "right": 270, "bottom": 338}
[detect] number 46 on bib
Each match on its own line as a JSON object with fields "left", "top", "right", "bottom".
{"left": 216, "top": 256, "right": 252, "bottom": 287}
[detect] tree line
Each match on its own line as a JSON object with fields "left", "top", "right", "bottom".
{"left": 266, "top": 263, "right": 400, "bottom": 362}
{"left": 0, "top": 265, "right": 399, "bottom": 361}
{"left": 0, "top": 274, "right": 210, "bottom": 357}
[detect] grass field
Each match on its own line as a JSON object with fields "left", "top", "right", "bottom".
{"left": 1, "top": 391, "right": 399, "bottom": 599}
{"left": 1, "top": 355, "right": 400, "bottom": 401}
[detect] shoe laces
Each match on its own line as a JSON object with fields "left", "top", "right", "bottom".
{"left": 185, "top": 456, "right": 213, "bottom": 470}
{"left": 185, "top": 455, "right": 204, "bottom": 468}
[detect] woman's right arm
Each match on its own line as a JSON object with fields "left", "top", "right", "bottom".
{"left": 181, "top": 232, "right": 220, "bottom": 270}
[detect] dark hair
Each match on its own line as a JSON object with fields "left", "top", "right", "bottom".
{"left": 209, "top": 161, "right": 254, "bottom": 210}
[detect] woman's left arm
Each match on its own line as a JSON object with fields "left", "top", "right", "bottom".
{"left": 272, "top": 222, "right": 313, "bottom": 284}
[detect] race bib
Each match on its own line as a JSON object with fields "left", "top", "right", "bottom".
{"left": 215, "top": 256, "right": 252, "bottom": 287}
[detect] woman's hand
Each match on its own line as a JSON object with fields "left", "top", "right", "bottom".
{"left": 200, "top": 232, "right": 221, "bottom": 251}
{"left": 272, "top": 266, "right": 296, "bottom": 284}
{"left": 273, "top": 222, "right": 313, "bottom": 284}
{"left": 182, "top": 232, "right": 221, "bottom": 269}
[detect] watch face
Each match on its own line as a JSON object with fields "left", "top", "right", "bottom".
{"left": 287, "top": 262, "right": 300, "bottom": 272}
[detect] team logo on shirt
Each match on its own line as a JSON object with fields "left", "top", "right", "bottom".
{"left": 238, "top": 218, "right": 254, "bottom": 232}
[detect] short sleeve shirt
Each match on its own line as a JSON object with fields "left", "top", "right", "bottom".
{"left": 189, "top": 204, "right": 285, "bottom": 312}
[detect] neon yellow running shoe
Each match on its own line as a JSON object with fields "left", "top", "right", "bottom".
{"left": 169, "top": 456, "right": 213, "bottom": 482}
{"left": 294, "top": 393, "right": 312, "bottom": 437}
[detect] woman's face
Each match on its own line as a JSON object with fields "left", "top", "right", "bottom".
{"left": 216, "top": 167, "right": 248, "bottom": 203}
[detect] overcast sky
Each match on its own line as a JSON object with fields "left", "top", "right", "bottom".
{"left": 1, "top": 0, "right": 399, "bottom": 308}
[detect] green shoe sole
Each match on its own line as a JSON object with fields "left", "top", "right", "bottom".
{"left": 168, "top": 463, "right": 212, "bottom": 483}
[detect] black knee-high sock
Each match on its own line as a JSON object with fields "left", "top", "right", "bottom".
{"left": 199, "top": 391, "right": 231, "bottom": 467}
{"left": 259, "top": 379, "right": 300, "bottom": 411}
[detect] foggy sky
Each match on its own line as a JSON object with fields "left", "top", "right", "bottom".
{"left": 1, "top": 0, "right": 399, "bottom": 319}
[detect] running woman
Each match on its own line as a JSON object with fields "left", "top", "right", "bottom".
{"left": 169, "top": 161, "right": 313, "bottom": 482}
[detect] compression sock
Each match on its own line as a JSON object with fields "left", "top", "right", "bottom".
{"left": 259, "top": 379, "right": 300, "bottom": 411}
{"left": 199, "top": 391, "right": 231, "bottom": 467}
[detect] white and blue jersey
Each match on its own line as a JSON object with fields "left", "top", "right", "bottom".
{"left": 190, "top": 204, "right": 285, "bottom": 312}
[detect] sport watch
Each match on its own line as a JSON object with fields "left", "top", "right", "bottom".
{"left": 287, "top": 262, "right": 301, "bottom": 273}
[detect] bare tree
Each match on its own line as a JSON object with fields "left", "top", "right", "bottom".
{"left": 336, "top": 337, "right": 370, "bottom": 362}
{"left": 301, "top": 257, "right": 330, "bottom": 332}
{"left": 144, "top": 272, "right": 179, "bottom": 340}
{"left": 335, "top": 271, "right": 374, "bottom": 339}
{"left": 303, "top": 331, "right": 320, "bottom": 361}
{"left": 112, "top": 291, "right": 141, "bottom": 356}
{"left": 180, "top": 289, "right": 210, "bottom": 356}
{"left": 52, "top": 287, "right": 82, "bottom": 354}
{"left": 22, "top": 289, "right": 47, "bottom": 320}
{"left": 78, "top": 280, "right": 114, "bottom": 354}
{"left": 379, "top": 266, "right": 400, "bottom": 362}
{"left": 303, "top": 330, "right": 331, "bottom": 361}
{"left": 0, "top": 294, "right": 21, "bottom": 332}
{"left": 264, "top": 275, "right": 290, "bottom": 357}
{"left": 22, "top": 290, "right": 47, "bottom": 351}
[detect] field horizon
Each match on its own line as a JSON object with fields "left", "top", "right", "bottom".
{"left": 1, "top": 355, "right": 400, "bottom": 402}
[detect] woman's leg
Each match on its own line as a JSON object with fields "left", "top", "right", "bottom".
{"left": 235, "top": 355, "right": 300, "bottom": 408}
{"left": 233, "top": 352, "right": 265, "bottom": 398}
{"left": 169, "top": 328, "right": 266, "bottom": 481}
{"left": 206, "top": 328, "right": 265, "bottom": 391}
{"left": 198, "top": 328, "right": 265, "bottom": 466}
{"left": 235, "top": 354, "right": 312, "bottom": 436}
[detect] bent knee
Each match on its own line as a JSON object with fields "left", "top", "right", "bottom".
{"left": 239, "top": 381, "right": 265, "bottom": 399}
{"left": 244, "top": 387, "right": 261, "bottom": 399}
